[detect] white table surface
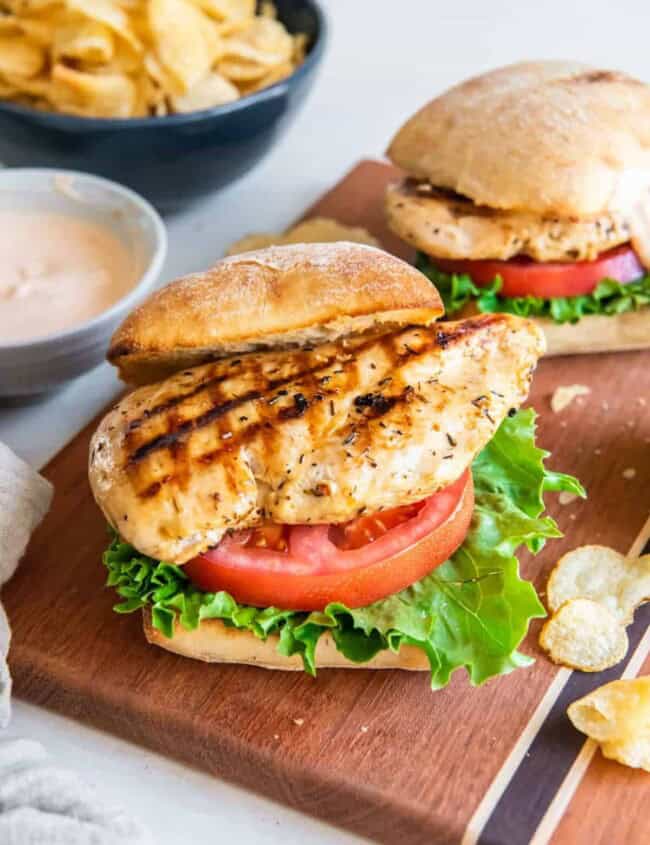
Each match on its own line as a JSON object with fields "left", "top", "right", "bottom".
{"left": 2, "top": 1, "right": 648, "bottom": 841}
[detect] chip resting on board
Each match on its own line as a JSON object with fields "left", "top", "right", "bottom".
{"left": 539, "top": 598, "right": 629, "bottom": 672}
{"left": 548, "top": 545, "right": 650, "bottom": 625}
{"left": 568, "top": 677, "right": 650, "bottom": 772}
{"left": 550, "top": 384, "right": 591, "bottom": 413}
{"left": 225, "top": 217, "right": 380, "bottom": 255}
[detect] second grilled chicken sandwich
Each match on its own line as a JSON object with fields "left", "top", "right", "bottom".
{"left": 386, "top": 61, "right": 650, "bottom": 356}
{"left": 91, "top": 242, "right": 582, "bottom": 686}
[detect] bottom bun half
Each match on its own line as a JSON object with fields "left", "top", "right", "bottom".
{"left": 457, "top": 304, "right": 650, "bottom": 356}
{"left": 537, "top": 308, "right": 650, "bottom": 357}
{"left": 143, "top": 610, "right": 429, "bottom": 671}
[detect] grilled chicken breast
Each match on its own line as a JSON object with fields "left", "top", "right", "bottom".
{"left": 386, "top": 180, "right": 632, "bottom": 262}
{"left": 90, "top": 313, "right": 545, "bottom": 564}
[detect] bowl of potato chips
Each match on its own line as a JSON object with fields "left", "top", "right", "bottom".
{"left": 0, "top": 0, "right": 326, "bottom": 212}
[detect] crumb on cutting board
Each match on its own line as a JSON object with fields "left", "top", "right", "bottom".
{"left": 550, "top": 384, "right": 591, "bottom": 413}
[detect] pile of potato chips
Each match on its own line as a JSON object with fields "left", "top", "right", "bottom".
{"left": 539, "top": 545, "right": 650, "bottom": 672}
{"left": 0, "top": 0, "right": 308, "bottom": 118}
{"left": 539, "top": 545, "right": 650, "bottom": 773}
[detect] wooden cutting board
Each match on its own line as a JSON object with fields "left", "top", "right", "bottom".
{"left": 5, "top": 161, "right": 650, "bottom": 845}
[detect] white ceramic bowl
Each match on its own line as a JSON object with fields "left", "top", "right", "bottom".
{"left": 0, "top": 168, "right": 167, "bottom": 398}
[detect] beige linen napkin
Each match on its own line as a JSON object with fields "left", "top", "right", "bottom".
{"left": 0, "top": 441, "right": 150, "bottom": 844}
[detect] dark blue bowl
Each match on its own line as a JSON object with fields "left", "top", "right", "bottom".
{"left": 0, "top": 0, "right": 326, "bottom": 213}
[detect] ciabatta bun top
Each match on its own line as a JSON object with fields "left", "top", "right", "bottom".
{"left": 109, "top": 242, "right": 443, "bottom": 385}
{"left": 387, "top": 61, "right": 650, "bottom": 218}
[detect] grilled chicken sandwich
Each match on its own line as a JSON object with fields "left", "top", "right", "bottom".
{"left": 90, "top": 242, "right": 582, "bottom": 686}
{"left": 385, "top": 61, "right": 650, "bottom": 356}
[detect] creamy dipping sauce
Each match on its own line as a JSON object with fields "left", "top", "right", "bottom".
{"left": 0, "top": 210, "right": 139, "bottom": 343}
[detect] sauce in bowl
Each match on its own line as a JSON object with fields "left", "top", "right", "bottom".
{"left": 0, "top": 210, "right": 139, "bottom": 343}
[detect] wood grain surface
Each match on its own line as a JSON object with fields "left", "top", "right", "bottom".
{"left": 4, "top": 161, "right": 650, "bottom": 845}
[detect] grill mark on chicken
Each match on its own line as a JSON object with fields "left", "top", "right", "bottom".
{"left": 128, "top": 390, "right": 264, "bottom": 464}
{"left": 278, "top": 391, "right": 313, "bottom": 420}
{"left": 126, "top": 343, "right": 374, "bottom": 467}
{"left": 129, "top": 334, "right": 425, "bottom": 468}
{"left": 124, "top": 336, "right": 383, "bottom": 441}
{"left": 141, "top": 475, "right": 172, "bottom": 499}
{"left": 435, "top": 313, "right": 501, "bottom": 348}
{"left": 353, "top": 392, "right": 399, "bottom": 415}
{"left": 125, "top": 320, "right": 497, "bottom": 501}
{"left": 126, "top": 372, "right": 233, "bottom": 433}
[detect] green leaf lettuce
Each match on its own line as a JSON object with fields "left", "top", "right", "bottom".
{"left": 415, "top": 252, "right": 650, "bottom": 324}
{"left": 104, "top": 410, "right": 584, "bottom": 688}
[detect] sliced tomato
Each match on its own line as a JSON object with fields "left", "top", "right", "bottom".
{"left": 184, "top": 471, "right": 474, "bottom": 611}
{"left": 434, "top": 244, "right": 644, "bottom": 299}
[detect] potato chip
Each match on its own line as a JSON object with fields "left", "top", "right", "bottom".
{"left": 51, "top": 62, "right": 136, "bottom": 118}
{"left": 220, "top": 17, "right": 292, "bottom": 66}
{"left": 225, "top": 233, "right": 279, "bottom": 255}
{"left": 171, "top": 71, "right": 238, "bottom": 112}
{"left": 67, "top": 0, "right": 143, "bottom": 53}
{"left": 212, "top": 18, "right": 247, "bottom": 38}
{"left": 0, "top": 77, "right": 18, "bottom": 98}
{"left": 259, "top": 1, "right": 276, "bottom": 18}
{"left": 0, "top": 17, "right": 22, "bottom": 34}
{"left": 53, "top": 20, "right": 115, "bottom": 64}
{"left": 282, "top": 218, "right": 380, "bottom": 247}
{"left": 292, "top": 32, "right": 308, "bottom": 64}
{"left": 225, "top": 218, "right": 380, "bottom": 256}
{"left": 149, "top": 0, "right": 220, "bottom": 93}
{"left": 236, "top": 59, "right": 293, "bottom": 93}
{"left": 550, "top": 384, "right": 591, "bottom": 413}
{"left": 0, "top": 13, "right": 57, "bottom": 45}
{"left": 129, "top": 74, "right": 150, "bottom": 117}
{"left": 101, "top": 39, "right": 143, "bottom": 74}
{"left": 3, "top": 0, "right": 59, "bottom": 12}
{"left": 568, "top": 677, "right": 650, "bottom": 772}
{"left": 0, "top": 35, "right": 44, "bottom": 78}
{"left": 135, "top": 70, "right": 169, "bottom": 117}
{"left": 143, "top": 51, "right": 167, "bottom": 85}
{"left": 1, "top": 71, "right": 51, "bottom": 98}
{"left": 539, "top": 598, "right": 628, "bottom": 671}
{"left": 548, "top": 546, "right": 650, "bottom": 624}
{"left": 190, "top": 0, "right": 255, "bottom": 21}
{"left": 217, "top": 57, "right": 268, "bottom": 83}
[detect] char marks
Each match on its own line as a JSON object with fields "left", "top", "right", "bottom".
{"left": 128, "top": 390, "right": 263, "bottom": 465}
{"left": 124, "top": 326, "right": 465, "bottom": 494}
{"left": 434, "top": 313, "right": 501, "bottom": 349}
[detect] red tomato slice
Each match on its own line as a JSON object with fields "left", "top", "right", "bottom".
{"left": 434, "top": 244, "right": 644, "bottom": 299}
{"left": 184, "top": 471, "right": 474, "bottom": 611}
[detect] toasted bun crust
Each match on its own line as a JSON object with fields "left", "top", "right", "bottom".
{"left": 387, "top": 61, "right": 650, "bottom": 217}
{"left": 456, "top": 303, "right": 650, "bottom": 356}
{"left": 143, "top": 611, "right": 429, "bottom": 671}
{"left": 109, "top": 242, "right": 444, "bottom": 385}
